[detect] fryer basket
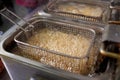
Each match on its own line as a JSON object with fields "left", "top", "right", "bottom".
{"left": 44, "top": 0, "right": 110, "bottom": 23}
{"left": 14, "top": 19, "right": 96, "bottom": 75}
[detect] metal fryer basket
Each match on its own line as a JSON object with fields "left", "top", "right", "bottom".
{"left": 45, "top": 0, "right": 110, "bottom": 23}
{"left": 14, "top": 18, "right": 96, "bottom": 75}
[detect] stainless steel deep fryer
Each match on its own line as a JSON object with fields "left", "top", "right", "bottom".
{"left": 0, "top": 8, "right": 103, "bottom": 75}
{"left": 44, "top": 0, "right": 110, "bottom": 23}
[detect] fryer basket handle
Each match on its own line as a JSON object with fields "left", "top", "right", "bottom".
{"left": 100, "top": 43, "right": 120, "bottom": 59}
{"left": 109, "top": 21, "right": 120, "bottom": 24}
{"left": 0, "top": 8, "right": 34, "bottom": 32}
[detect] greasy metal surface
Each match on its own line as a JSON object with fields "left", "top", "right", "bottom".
{"left": 45, "top": 0, "right": 110, "bottom": 23}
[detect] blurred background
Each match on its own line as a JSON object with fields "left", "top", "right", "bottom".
{"left": 0, "top": 0, "right": 49, "bottom": 35}
{"left": 0, "top": 0, "right": 27, "bottom": 34}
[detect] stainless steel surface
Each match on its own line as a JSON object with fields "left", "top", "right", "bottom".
{"left": 1, "top": 55, "right": 95, "bottom": 80}
{"left": 44, "top": 0, "right": 110, "bottom": 23}
{"left": 102, "top": 24, "right": 120, "bottom": 43}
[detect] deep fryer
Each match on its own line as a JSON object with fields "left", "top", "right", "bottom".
{"left": 0, "top": 7, "right": 105, "bottom": 80}
{"left": 0, "top": 0, "right": 120, "bottom": 80}
{"left": 0, "top": 8, "right": 101, "bottom": 75}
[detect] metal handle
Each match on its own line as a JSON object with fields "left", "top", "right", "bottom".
{"left": 100, "top": 44, "right": 120, "bottom": 59}
{"left": 109, "top": 21, "right": 120, "bottom": 24}
{"left": 110, "top": 5, "right": 120, "bottom": 9}
{"left": 0, "top": 8, "right": 34, "bottom": 32}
